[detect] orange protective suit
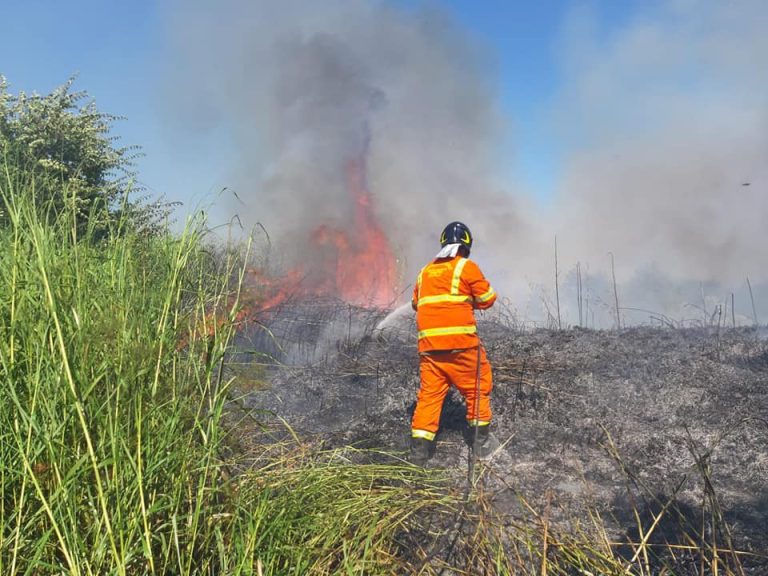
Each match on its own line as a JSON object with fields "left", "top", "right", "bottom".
{"left": 410, "top": 255, "right": 497, "bottom": 440}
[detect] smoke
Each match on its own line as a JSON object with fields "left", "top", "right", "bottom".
{"left": 549, "top": 0, "right": 768, "bottom": 325}
{"left": 556, "top": 0, "right": 768, "bottom": 275}
{"left": 164, "top": 0, "right": 768, "bottom": 327}
{"left": 165, "top": 0, "right": 534, "bottom": 273}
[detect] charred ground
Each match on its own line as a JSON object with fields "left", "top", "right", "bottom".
{"left": 228, "top": 301, "right": 768, "bottom": 571}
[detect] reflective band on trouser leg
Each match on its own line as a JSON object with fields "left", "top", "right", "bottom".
{"left": 417, "top": 325, "right": 477, "bottom": 339}
{"left": 467, "top": 420, "right": 490, "bottom": 427}
{"left": 411, "top": 429, "right": 436, "bottom": 441}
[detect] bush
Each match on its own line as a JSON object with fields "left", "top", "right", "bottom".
{"left": 0, "top": 76, "right": 174, "bottom": 235}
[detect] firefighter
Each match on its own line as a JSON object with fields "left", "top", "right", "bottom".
{"left": 410, "top": 221, "right": 498, "bottom": 466}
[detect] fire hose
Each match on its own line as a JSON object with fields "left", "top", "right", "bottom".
{"left": 467, "top": 342, "right": 483, "bottom": 485}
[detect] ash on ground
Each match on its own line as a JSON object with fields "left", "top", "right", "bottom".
{"left": 230, "top": 299, "right": 768, "bottom": 561}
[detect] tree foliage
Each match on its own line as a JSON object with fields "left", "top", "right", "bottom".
{"left": 0, "top": 76, "right": 175, "bottom": 234}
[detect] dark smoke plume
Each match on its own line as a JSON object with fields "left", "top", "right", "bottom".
{"left": 165, "top": 0, "right": 532, "bottom": 273}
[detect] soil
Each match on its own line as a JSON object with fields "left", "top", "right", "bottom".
{"left": 229, "top": 300, "right": 768, "bottom": 571}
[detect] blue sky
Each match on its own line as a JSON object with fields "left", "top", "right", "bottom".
{"left": 4, "top": 0, "right": 766, "bottom": 321}
{"left": 1, "top": 0, "right": 643, "bottom": 214}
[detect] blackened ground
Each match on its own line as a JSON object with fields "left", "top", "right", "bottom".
{"left": 231, "top": 302, "right": 768, "bottom": 568}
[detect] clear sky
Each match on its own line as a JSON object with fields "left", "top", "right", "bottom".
{"left": 1, "top": 0, "right": 647, "bottom": 214}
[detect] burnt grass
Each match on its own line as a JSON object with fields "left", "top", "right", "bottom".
{"left": 229, "top": 301, "right": 768, "bottom": 571}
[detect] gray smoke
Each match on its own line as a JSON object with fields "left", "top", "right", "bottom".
{"left": 164, "top": 0, "right": 535, "bottom": 275}
{"left": 164, "top": 0, "right": 767, "bottom": 327}
{"left": 555, "top": 0, "right": 767, "bottom": 278}
{"left": 549, "top": 0, "right": 768, "bottom": 326}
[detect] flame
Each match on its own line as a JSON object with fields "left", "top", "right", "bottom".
{"left": 254, "top": 154, "right": 400, "bottom": 310}
{"left": 310, "top": 157, "right": 398, "bottom": 307}
{"left": 245, "top": 268, "right": 304, "bottom": 312}
{"left": 179, "top": 152, "right": 399, "bottom": 349}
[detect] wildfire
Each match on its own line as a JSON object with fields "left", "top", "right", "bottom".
{"left": 177, "top": 154, "right": 399, "bottom": 350}
{"left": 311, "top": 157, "right": 398, "bottom": 307}
{"left": 242, "top": 154, "right": 399, "bottom": 318}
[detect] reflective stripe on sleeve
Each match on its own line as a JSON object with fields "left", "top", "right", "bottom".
{"left": 450, "top": 258, "right": 468, "bottom": 295}
{"left": 417, "top": 294, "right": 471, "bottom": 306}
{"left": 417, "top": 325, "right": 477, "bottom": 339}
{"left": 411, "top": 429, "right": 436, "bottom": 441}
{"left": 475, "top": 287, "right": 496, "bottom": 303}
{"left": 416, "top": 270, "right": 424, "bottom": 300}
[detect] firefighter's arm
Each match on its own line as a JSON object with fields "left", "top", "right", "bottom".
{"left": 464, "top": 261, "right": 497, "bottom": 309}
{"left": 411, "top": 277, "right": 419, "bottom": 311}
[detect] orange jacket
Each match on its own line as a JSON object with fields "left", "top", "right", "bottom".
{"left": 411, "top": 256, "right": 496, "bottom": 353}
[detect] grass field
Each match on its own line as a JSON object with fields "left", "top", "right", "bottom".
{"left": 0, "top": 169, "right": 455, "bottom": 575}
{"left": 1, "top": 165, "right": 757, "bottom": 575}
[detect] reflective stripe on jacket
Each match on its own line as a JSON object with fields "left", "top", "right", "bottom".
{"left": 411, "top": 256, "right": 497, "bottom": 352}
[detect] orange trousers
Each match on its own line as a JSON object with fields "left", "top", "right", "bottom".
{"left": 411, "top": 347, "right": 493, "bottom": 440}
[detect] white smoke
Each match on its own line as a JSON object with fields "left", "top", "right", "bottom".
{"left": 555, "top": 0, "right": 767, "bottom": 278}
{"left": 163, "top": 0, "right": 768, "bottom": 327}
{"left": 549, "top": 0, "right": 768, "bottom": 326}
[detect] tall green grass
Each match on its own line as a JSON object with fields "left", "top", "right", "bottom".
{"left": 0, "top": 167, "right": 456, "bottom": 575}
{"left": 0, "top": 165, "right": 244, "bottom": 574}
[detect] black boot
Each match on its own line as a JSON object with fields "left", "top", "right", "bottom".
{"left": 410, "top": 437, "right": 432, "bottom": 467}
{"left": 472, "top": 425, "right": 499, "bottom": 459}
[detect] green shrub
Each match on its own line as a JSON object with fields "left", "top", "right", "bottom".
{"left": 0, "top": 76, "right": 174, "bottom": 236}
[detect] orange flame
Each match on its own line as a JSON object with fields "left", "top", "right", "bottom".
{"left": 310, "top": 157, "right": 398, "bottom": 307}
{"left": 178, "top": 153, "right": 399, "bottom": 350}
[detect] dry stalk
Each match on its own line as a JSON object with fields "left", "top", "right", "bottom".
{"left": 554, "top": 235, "right": 562, "bottom": 330}
{"left": 746, "top": 276, "right": 758, "bottom": 326}
{"left": 610, "top": 252, "right": 621, "bottom": 330}
{"left": 540, "top": 489, "right": 552, "bottom": 576}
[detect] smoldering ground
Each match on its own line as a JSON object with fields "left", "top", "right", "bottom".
{"left": 226, "top": 302, "right": 768, "bottom": 571}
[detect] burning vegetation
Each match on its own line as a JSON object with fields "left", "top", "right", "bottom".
{"left": 232, "top": 151, "right": 400, "bottom": 323}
